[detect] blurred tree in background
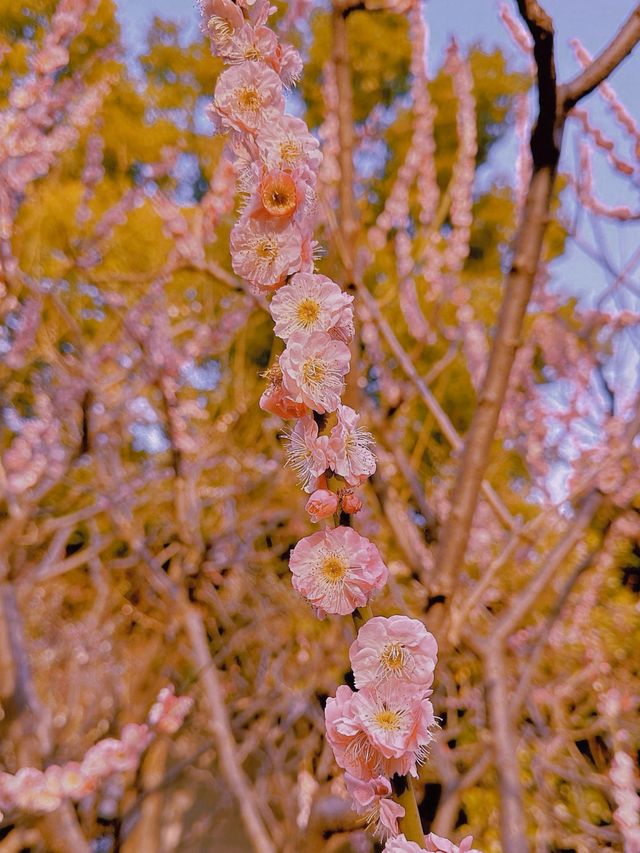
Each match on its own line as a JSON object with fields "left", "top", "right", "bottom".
{"left": 1, "top": 0, "right": 639, "bottom": 851}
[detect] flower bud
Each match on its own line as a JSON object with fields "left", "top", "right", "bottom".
{"left": 305, "top": 489, "right": 338, "bottom": 522}
{"left": 341, "top": 491, "right": 363, "bottom": 515}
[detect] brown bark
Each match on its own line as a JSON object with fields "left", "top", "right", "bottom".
{"left": 433, "top": 0, "right": 640, "bottom": 607}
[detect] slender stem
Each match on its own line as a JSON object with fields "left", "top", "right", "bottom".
{"left": 352, "top": 604, "right": 373, "bottom": 630}
{"left": 392, "top": 775, "right": 426, "bottom": 847}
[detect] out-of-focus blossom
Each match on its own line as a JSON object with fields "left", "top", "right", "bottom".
{"left": 147, "top": 685, "right": 195, "bottom": 734}
{"left": 289, "top": 526, "right": 387, "bottom": 617}
{"left": 0, "top": 687, "right": 191, "bottom": 818}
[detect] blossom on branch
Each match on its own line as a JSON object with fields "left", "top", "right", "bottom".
{"left": 324, "top": 681, "right": 435, "bottom": 780}
{"left": 284, "top": 414, "right": 329, "bottom": 492}
{"left": 384, "top": 833, "right": 480, "bottom": 852}
{"left": 269, "top": 273, "right": 354, "bottom": 342}
{"left": 328, "top": 404, "right": 377, "bottom": 485}
{"left": 211, "top": 61, "right": 284, "bottom": 134}
{"left": 230, "top": 218, "right": 304, "bottom": 289}
{"left": 344, "top": 773, "right": 405, "bottom": 838}
{"left": 349, "top": 615, "right": 438, "bottom": 690}
{"left": 280, "top": 330, "right": 351, "bottom": 414}
{"left": 289, "top": 526, "right": 387, "bottom": 617}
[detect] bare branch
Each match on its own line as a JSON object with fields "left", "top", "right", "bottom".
{"left": 562, "top": 4, "right": 640, "bottom": 111}
{"left": 484, "top": 643, "right": 528, "bottom": 853}
{"left": 433, "top": 0, "right": 561, "bottom": 602}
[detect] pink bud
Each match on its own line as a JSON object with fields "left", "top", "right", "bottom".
{"left": 259, "top": 385, "right": 307, "bottom": 419}
{"left": 305, "top": 489, "right": 338, "bottom": 522}
{"left": 341, "top": 492, "right": 363, "bottom": 515}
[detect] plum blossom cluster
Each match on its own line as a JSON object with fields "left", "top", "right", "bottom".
{"left": 0, "top": 686, "right": 192, "bottom": 819}
{"left": 325, "top": 616, "right": 438, "bottom": 836}
{"left": 201, "top": 0, "right": 373, "bottom": 584}
{"left": 202, "top": 3, "right": 475, "bottom": 848}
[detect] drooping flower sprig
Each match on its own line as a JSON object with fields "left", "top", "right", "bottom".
{"left": 200, "top": 2, "right": 477, "bottom": 847}
{"left": 0, "top": 686, "right": 193, "bottom": 819}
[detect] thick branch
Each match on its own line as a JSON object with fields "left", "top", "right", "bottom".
{"left": 562, "top": 4, "right": 640, "bottom": 111}
{"left": 484, "top": 644, "right": 528, "bottom": 853}
{"left": 494, "top": 491, "right": 601, "bottom": 641}
{"left": 433, "top": 0, "right": 561, "bottom": 600}
{"left": 331, "top": 5, "right": 358, "bottom": 282}
{"left": 181, "top": 602, "right": 276, "bottom": 853}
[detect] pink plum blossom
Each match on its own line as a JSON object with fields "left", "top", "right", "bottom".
{"left": 269, "top": 272, "right": 354, "bottom": 342}
{"left": 349, "top": 615, "right": 438, "bottom": 690}
{"left": 212, "top": 61, "right": 284, "bottom": 135}
{"left": 0, "top": 687, "right": 192, "bottom": 817}
{"left": 325, "top": 681, "right": 435, "bottom": 779}
{"left": 385, "top": 834, "right": 480, "bottom": 853}
{"left": 305, "top": 488, "right": 339, "bottom": 522}
{"left": 354, "top": 683, "right": 435, "bottom": 778}
{"left": 284, "top": 414, "right": 329, "bottom": 492}
{"left": 424, "top": 833, "right": 480, "bottom": 852}
{"left": 241, "top": 165, "right": 311, "bottom": 222}
{"left": 280, "top": 330, "right": 351, "bottom": 414}
{"left": 218, "top": 23, "right": 279, "bottom": 67}
{"left": 289, "top": 526, "right": 387, "bottom": 617}
{"left": 230, "top": 219, "right": 304, "bottom": 289}
{"left": 278, "top": 43, "right": 304, "bottom": 87}
{"left": 344, "top": 773, "right": 405, "bottom": 838}
{"left": 203, "top": 0, "right": 245, "bottom": 54}
{"left": 147, "top": 685, "right": 195, "bottom": 734}
{"left": 253, "top": 113, "right": 322, "bottom": 174}
{"left": 328, "top": 404, "right": 376, "bottom": 484}
{"left": 383, "top": 834, "right": 424, "bottom": 852}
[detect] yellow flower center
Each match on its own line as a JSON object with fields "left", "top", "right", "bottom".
{"left": 373, "top": 708, "right": 403, "bottom": 731}
{"left": 302, "top": 357, "right": 326, "bottom": 387}
{"left": 320, "top": 554, "right": 348, "bottom": 582}
{"left": 254, "top": 237, "right": 279, "bottom": 261}
{"left": 208, "top": 16, "right": 234, "bottom": 45}
{"left": 244, "top": 45, "right": 261, "bottom": 61}
{"left": 296, "top": 298, "right": 321, "bottom": 327}
{"left": 236, "top": 86, "right": 261, "bottom": 112}
{"left": 279, "top": 139, "right": 302, "bottom": 165}
{"left": 380, "top": 642, "right": 406, "bottom": 673}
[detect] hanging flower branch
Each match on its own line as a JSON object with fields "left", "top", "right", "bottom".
{"left": 200, "top": 1, "right": 480, "bottom": 848}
